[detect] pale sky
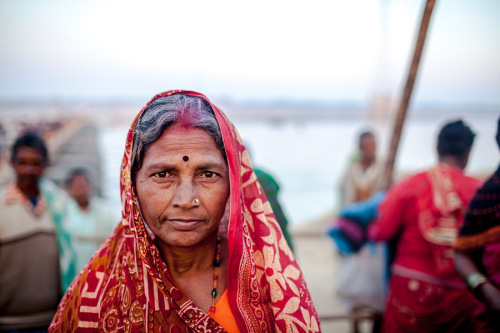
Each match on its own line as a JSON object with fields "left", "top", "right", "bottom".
{"left": 1, "top": 0, "right": 499, "bottom": 106}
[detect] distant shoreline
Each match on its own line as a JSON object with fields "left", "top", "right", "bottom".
{"left": 0, "top": 99, "right": 497, "bottom": 126}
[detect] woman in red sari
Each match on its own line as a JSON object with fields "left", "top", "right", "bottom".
{"left": 49, "top": 90, "right": 320, "bottom": 332}
{"left": 369, "top": 120, "right": 485, "bottom": 332}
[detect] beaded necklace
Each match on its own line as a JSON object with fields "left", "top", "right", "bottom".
{"left": 209, "top": 236, "right": 221, "bottom": 317}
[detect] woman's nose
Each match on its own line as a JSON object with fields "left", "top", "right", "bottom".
{"left": 172, "top": 180, "right": 197, "bottom": 209}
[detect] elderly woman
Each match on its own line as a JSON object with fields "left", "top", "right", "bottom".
{"left": 50, "top": 90, "right": 320, "bottom": 332}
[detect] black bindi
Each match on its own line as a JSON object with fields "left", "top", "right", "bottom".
{"left": 183, "top": 155, "right": 189, "bottom": 162}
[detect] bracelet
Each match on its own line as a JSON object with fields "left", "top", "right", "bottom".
{"left": 466, "top": 272, "right": 488, "bottom": 290}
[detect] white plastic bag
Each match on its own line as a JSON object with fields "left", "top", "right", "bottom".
{"left": 336, "top": 242, "right": 387, "bottom": 312}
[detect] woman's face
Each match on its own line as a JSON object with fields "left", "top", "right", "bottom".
{"left": 135, "top": 124, "right": 229, "bottom": 248}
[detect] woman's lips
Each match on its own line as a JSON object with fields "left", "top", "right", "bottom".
{"left": 167, "top": 219, "right": 203, "bottom": 231}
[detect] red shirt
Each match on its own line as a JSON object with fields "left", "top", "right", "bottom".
{"left": 369, "top": 165, "right": 482, "bottom": 284}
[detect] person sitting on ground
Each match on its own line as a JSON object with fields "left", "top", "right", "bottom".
{"left": 50, "top": 90, "right": 320, "bottom": 332}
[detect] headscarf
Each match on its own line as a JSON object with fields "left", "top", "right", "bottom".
{"left": 49, "top": 90, "right": 320, "bottom": 332}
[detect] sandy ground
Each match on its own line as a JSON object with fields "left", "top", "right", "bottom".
{"left": 291, "top": 217, "right": 376, "bottom": 333}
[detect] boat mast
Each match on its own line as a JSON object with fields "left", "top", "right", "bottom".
{"left": 380, "top": 0, "right": 437, "bottom": 190}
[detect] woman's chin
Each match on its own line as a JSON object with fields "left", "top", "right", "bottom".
{"left": 155, "top": 230, "right": 206, "bottom": 249}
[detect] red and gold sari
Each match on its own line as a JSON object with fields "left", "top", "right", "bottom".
{"left": 49, "top": 90, "right": 320, "bottom": 332}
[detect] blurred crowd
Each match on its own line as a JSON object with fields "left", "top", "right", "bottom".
{"left": 0, "top": 107, "right": 499, "bottom": 332}
{"left": 0, "top": 128, "right": 116, "bottom": 331}
{"left": 329, "top": 117, "right": 500, "bottom": 332}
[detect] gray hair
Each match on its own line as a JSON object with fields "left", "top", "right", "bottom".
{"left": 131, "top": 94, "right": 226, "bottom": 180}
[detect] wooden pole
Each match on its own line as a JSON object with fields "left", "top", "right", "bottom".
{"left": 380, "top": 0, "right": 437, "bottom": 191}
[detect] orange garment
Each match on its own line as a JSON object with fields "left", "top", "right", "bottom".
{"left": 208, "top": 290, "right": 241, "bottom": 333}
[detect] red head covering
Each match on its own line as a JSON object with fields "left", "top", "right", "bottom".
{"left": 50, "top": 90, "right": 320, "bottom": 332}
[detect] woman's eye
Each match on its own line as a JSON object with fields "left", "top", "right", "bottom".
{"left": 203, "top": 171, "right": 216, "bottom": 178}
{"left": 156, "top": 171, "right": 168, "bottom": 178}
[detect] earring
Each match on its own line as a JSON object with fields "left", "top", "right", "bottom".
{"left": 194, "top": 198, "right": 200, "bottom": 204}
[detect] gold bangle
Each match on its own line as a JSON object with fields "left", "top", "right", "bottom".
{"left": 466, "top": 272, "right": 487, "bottom": 290}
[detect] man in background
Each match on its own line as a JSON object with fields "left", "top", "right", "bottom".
{"left": 0, "top": 132, "right": 75, "bottom": 332}
{"left": 369, "top": 120, "right": 484, "bottom": 331}
{"left": 340, "top": 130, "right": 383, "bottom": 207}
{"left": 335, "top": 130, "right": 385, "bottom": 333}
